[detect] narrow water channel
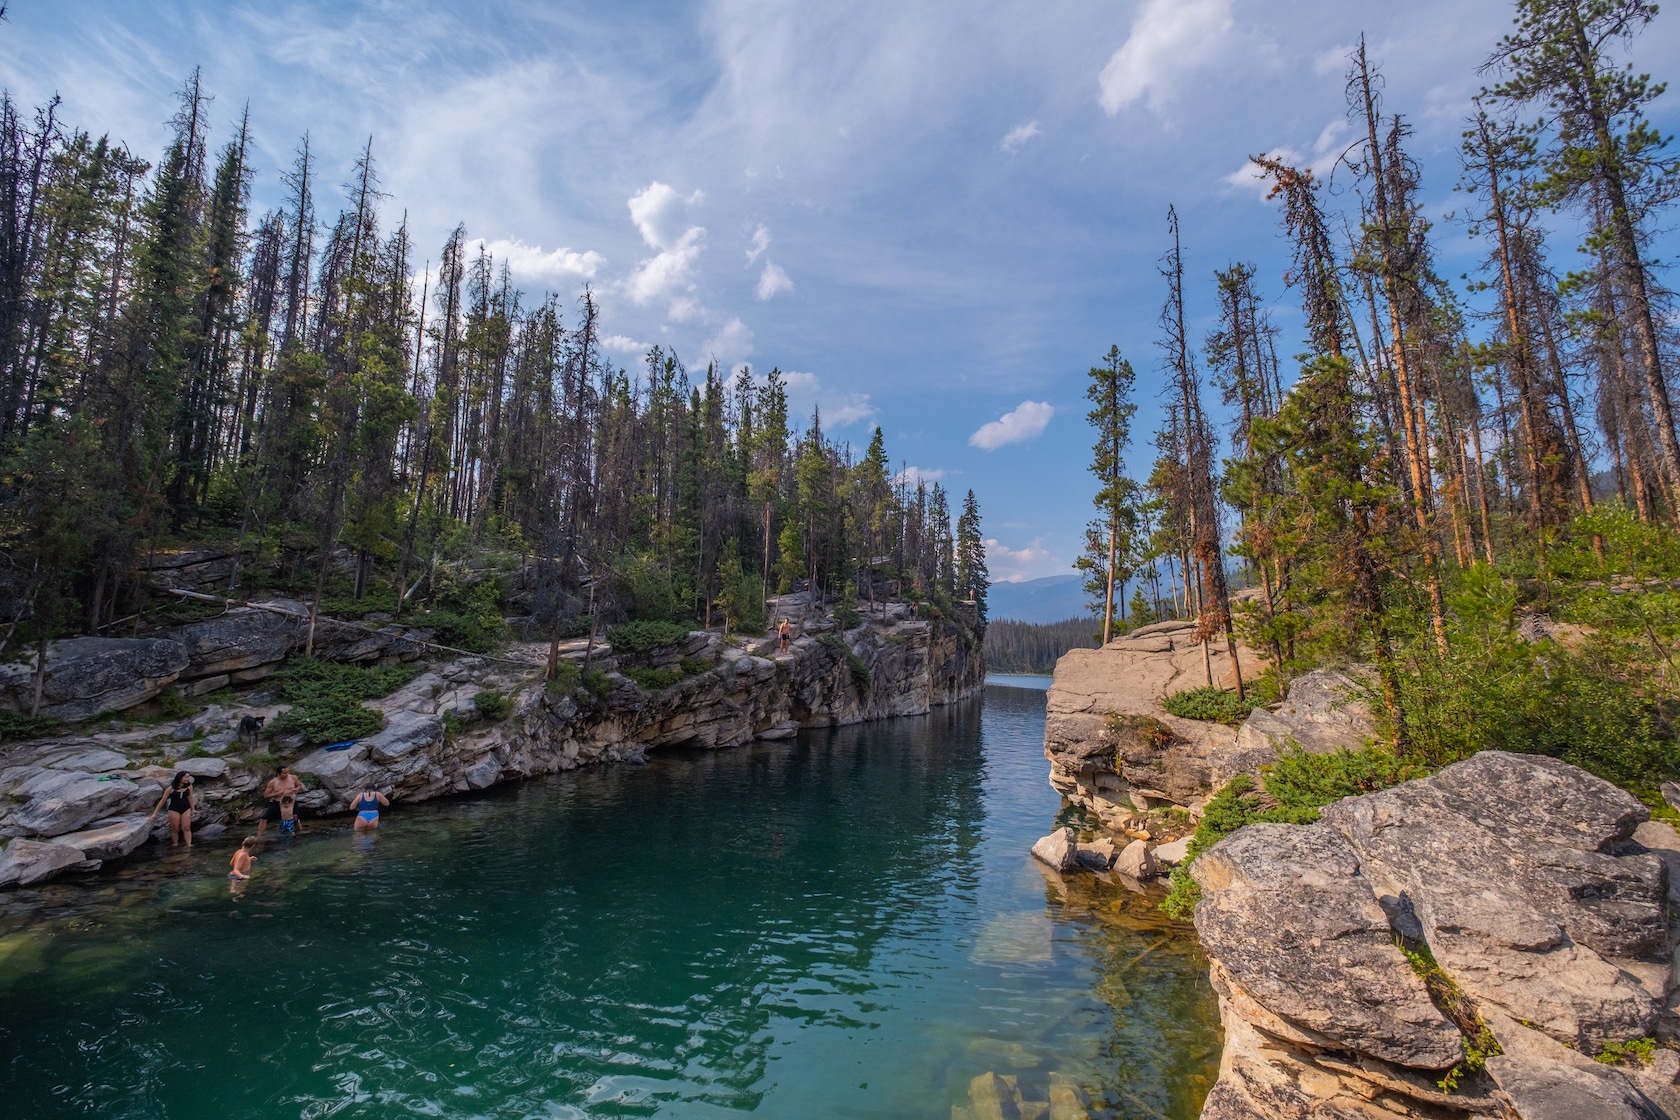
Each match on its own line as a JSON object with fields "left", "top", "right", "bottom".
{"left": 0, "top": 683, "right": 1219, "bottom": 1118}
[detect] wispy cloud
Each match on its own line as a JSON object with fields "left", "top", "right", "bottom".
{"left": 1098, "top": 0, "right": 1235, "bottom": 116}
{"left": 779, "top": 370, "right": 877, "bottom": 429}
{"left": 1223, "top": 119, "right": 1350, "bottom": 199}
{"left": 704, "top": 316, "right": 754, "bottom": 368}
{"left": 999, "top": 120, "right": 1041, "bottom": 154}
{"left": 969, "top": 401, "right": 1054, "bottom": 450}
{"left": 985, "top": 537, "right": 1059, "bottom": 583}
{"left": 895, "top": 465, "right": 947, "bottom": 486}
{"left": 601, "top": 333, "right": 650, "bottom": 355}
{"left": 756, "top": 261, "right": 794, "bottom": 300}
{"left": 745, "top": 222, "right": 770, "bottom": 264}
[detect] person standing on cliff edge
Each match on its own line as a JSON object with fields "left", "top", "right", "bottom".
{"left": 778, "top": 618, "right": 793, "bottom": 655}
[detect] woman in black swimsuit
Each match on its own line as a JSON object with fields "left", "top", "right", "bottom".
{"left": 147, "top": 771, "right": 197, "bottom": 846}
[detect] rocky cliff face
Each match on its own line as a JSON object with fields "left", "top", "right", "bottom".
{"left": 291, "top": 610, "right": 982, "bottom": 809}
{"left": 1041, "top": 620, "right": 1375, "bottom": 829}
{"left": 0, "top": 600, "right": 981, "bottom": 891}
{"left": 1193, "top": 751, "right": 1680, "bottom": 1119}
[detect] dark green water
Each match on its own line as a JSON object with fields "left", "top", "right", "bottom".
{"left": 0, "top": 685, "right": 1220, "bottom": 1118}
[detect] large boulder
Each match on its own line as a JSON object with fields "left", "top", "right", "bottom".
{"left": 49, "top": 813, "right": 152, "bottom": 861}
{"left": 1193, "top": 822, "right": 1463, "bottom": 1070}
{"left": 0, "top": 837, "right": 88, "bottom": 887}
{"left": 1236, "top": 667, "right": 1375, "bottom": 758}
{"left": 0, "top": 637, "right": 188, "bottom": 720}
{"left": 5, "top": 770, "right": 142, "bottom": 838}
{"left": 1191, "top": 751, "right": 1678, "bottom": 1119}
{"left": 164, "top": 608, "right": 301, "bottom": 678}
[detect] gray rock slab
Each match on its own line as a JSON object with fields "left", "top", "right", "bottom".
{"left": 42, "top": 747, "right": 130, "bottom": 773}
{"left": 50, "top": 814, "right": 152, "bottom": 860}
{"left": 9, "top": 771, "right": 141, "bottom": 837}
{"left": 0, "top": 837, "right": 88, "bottom": 887}
{"left": 0, "top": 637, "right": 189, "bottom": 720}
{"left": 1152, "top": 836, "right": 1191, "bottom": 866}
{"left": 1113, "top": 838, "right": 1158, "bottom": 880}
{"left": 165, "top": 608, "right": 300, "bottom": 676}
{"left": 1193, "top": 821, "right": 1463, "bottom": 1070}
{"left": 174, "top": 757, "right": 228, "bottom": 779}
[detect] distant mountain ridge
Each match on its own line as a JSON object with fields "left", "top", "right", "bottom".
{"left": 987, "top": 574, "right": 1092, "bottom": 625}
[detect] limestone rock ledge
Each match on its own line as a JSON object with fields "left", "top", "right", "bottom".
{"left": 0, "top": 612, "right": 980, "bottom": 890}
{"left": 1192, "top": 750, "right": 1680, "bottom": 1119}
{"left": 292, "top": 615, "right": 982, "bottom": 810}
{"left": 1045, "top": 621, "right": 1384, "bottom": 830}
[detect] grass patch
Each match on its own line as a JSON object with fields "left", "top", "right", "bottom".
{"left": 1396, "top": 937, "right": 1502, "bottom": 1092}
{"left": 607, "top": 619, "right": 690, "bottom": 655}
{"left": 547, "top": 660, "right": 581, "bottom": 694}
{"left": 680, "top": 655, "right": 714, "bottom": 676}
{"left": 1161, "top": 744, "right": 1420, "bottom": 919}
{"left": 625, "top": 667, "right": 684, "bottom": 692}
{"left": 1161, "top": 686, "right": 1261, "bottom": 726}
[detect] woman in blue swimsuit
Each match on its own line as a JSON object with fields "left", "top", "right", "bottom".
{"left": 352, "top": 788, "right": 389, "bottom": 831}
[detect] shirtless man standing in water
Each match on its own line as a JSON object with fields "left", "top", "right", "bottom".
{"left": 258, "top": 766, "right": 303, "bottom": 836}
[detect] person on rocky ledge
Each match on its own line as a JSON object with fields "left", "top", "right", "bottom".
{"left": 147, "top": 772, "right": 197, "bottom": 846}
{"left": 258, "top": 766, "right": 303, "bottom": 837}
{"left": 778, "top": 618, "right": 793, "bottom": 655}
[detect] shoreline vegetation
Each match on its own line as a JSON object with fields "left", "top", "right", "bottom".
{"left": 1057, "top": 1, "right": 1680, "bottom": 854}
{"left": 0, "top": 75, "right": 992, "bottom": 727}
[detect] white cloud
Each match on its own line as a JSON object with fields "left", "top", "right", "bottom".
{"left": 668, "top": 296, "right": 701, "bottom": 323}
{"left": 985, "top": 538, "right": 1059, "bottom": 583}
{"left": 704, "top": 317, "right": 755, "bottom": 366}
{"left": 471, "top": 237, "right": 604, "bottom": 284}
{"left": 601, "top": 333, "right": 650, "bottom": 355}
{"left": 777, "top": 370, "right": 877, "bottom": 429}
{"left": 1223, "top": 119, "right": 1349, "bottom": 200}
{"left": 1098, "top": 0, "right": 1234, "bottom": 116}
{"left": 999, "top": 120, "right": 1041, "bottom": 154}
{"left": 746, "top": 223, "right": 770, "bottom": 264}
{"left": 969, "top": 401, "right": 1054, "bottom": 450}
{"left": 895, "top": 465, "right": 947, "bottom": 486}
{"left": 756, "top": 261, "right": 794, "bottom": 300}
{"left": 625, "top": 182, "right": 707, "bottom": 308}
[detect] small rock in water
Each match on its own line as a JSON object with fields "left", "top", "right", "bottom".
{"left": 1151, "top": 836, "right": 1190, "bottom": 866}
{"left": 1113, "top": 838, "right": 1158, "bottom": 880}
{"left": 1030, "top": 827, "right": 1079, "bottom": 873}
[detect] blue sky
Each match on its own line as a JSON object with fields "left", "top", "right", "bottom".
{"left": 8, "top": 1, "right": 1679, "bottom": 581}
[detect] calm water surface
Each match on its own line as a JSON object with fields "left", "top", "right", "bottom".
{"left": 0, "top": 685, "right": 1219, "bottom": 1118}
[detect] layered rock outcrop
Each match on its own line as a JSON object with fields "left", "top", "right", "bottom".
{"left": 0, "top": 604, "right": 981, "bottom": 890}
{"left": 1192, "top": 751, "right": 1680, "bottom": 1119}
{"left": 1044, "top": 621, "right": 1377, "bottom": 832}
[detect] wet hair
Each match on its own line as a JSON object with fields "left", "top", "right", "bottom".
{"left": 281, "top": 794, "right": 294, "bottom": 805}
{"left": 171, "top": 771, "right": 190, "bottom": 790}
{"left": 241, "top": 836, "right": 258, "bottom": 849}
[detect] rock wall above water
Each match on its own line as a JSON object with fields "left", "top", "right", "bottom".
{"left": 0, "top": 601, "right": 983, "bottom": 890}
{"left": 1193, "top": 751, "right": 1680, "bottom": 1119}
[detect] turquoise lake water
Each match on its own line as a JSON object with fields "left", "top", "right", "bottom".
{"left": 0, "top": 683, "right": 1219, "bottom": 1118}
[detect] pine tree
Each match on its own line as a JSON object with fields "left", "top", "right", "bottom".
{"left": 1079, "top": 344, "right": 1138, "bottom": 642}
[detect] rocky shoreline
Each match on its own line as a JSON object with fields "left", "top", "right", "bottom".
{"left": 1036, "top": 624, "right": 1680, "bottom": 1119}
{"left": 0, "top": 594, "right": 983, "bottom": 891}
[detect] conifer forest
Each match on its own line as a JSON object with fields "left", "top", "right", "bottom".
{"left": 0, "top": 72, "right": 991, "bottom": 684}
{"left": 1074, "top": 0, "right": 1680, "bottom": 792}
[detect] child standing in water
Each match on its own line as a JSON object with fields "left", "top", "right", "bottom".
{"left": 229, "top": 836, "right": 257, "bottom": 880}
{"left": 278, "top": 793, "right": 298, "bottom": 834}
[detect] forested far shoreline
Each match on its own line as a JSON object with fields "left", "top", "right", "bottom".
{"left": 0, "top": 72, "right": 991, "bottom": 687}
{"left": 983, "top": 617, "right": 1099, "bottom": 675}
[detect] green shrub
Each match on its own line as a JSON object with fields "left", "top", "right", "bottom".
{"left": 625, "top": 667, "right": 683, "bottom": 692}
{"left": 1161, "top": 686, "right": 1260, "bottom": 726}
{"left": 319, "top": 584, "right": 398, "bottom": 620}
{"left": 1161, "top": 745, "right": 1419, "bottom": 919}
{"left": 268, "top": 657, "right": 417, "bottom": 747}
{"left": 618, "top": 553, "right": 684, "bottom": 622}
{"left": 1397, "top": 937, "right": 1501, "bottom": 1092}
{"left": 680, "top": 655, "right": 714, "bottom": 676}
{"left": 0, "top": 710, "right": 62, "bottom": 742}
{"left": 547, "top": 659, "right": 581, "bottom": 694}
{"left": 156, "top": 686, "right": 195, "bottom": 721}
{"left": 582, "top": 669, "right": 613, "bottom": 698}
{"left": 474, "top": 688, "right": 511, "bottom": 721}
{"left": 607, "top": 619, "right": 690, "bottom": 654}
{"left": 271, "top": 695, "right": 383, "bottom": 746}
{"left": 1596, "top": 1038, "right": 1658, "bottom": 1066}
